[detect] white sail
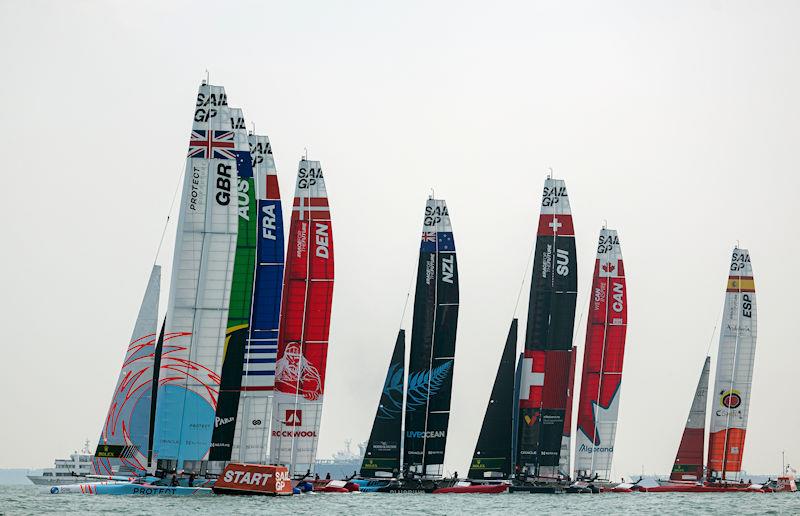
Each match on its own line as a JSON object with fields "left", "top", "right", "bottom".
{"left": 707, "top": 247, "right": 757, "bottom": 480}
{"left": 93, "top": 265, "right": 160, "bottom": 475}
{"left": 152, "top": 83, "right": 239, "bottom": 467}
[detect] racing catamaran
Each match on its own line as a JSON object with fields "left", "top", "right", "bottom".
{"left": 269, "top": 158, "right": 334, "bottom": 477}
{"left": 573, "top": 228, "right": 628, "bottom": 482}
{"left": 151, "top": 83, "right": 240, "bottom": 470}
{"left": 512, "top": 177, "right": 578, "bottom": 492}
{"left": 402, "top": 198, "right": 460, "bottom": 480}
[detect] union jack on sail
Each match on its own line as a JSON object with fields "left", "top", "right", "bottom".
{"left": 187, "top": 130, "right": 236, "bottom": 159}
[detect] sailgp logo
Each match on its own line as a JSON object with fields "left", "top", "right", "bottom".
{"left": 285, "top": 409, "right": 302, "bottom": 427}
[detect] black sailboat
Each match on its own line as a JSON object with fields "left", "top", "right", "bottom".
{"left": 513, "top": 177, "right": 578, "bottom": 492}
{"left": 360, "top": 330, "right": 405, "bottom": 477}
{"left": 402, "top": 198, "right": 459, "bottom": 479}
{"left": 467, "top": 319, "right": 518, "bottom": 480}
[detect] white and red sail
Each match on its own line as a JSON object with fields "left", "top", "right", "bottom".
{"left": 574, "top": 228, "right": 627, "bottom": 480}
{"left": 516, "top": 178, "right": 578, "bottom": 480}
{"left": 93, "top": 266, "right": 160, "bottom": 475}
{"left": 707, "top": 248, "right": 757, "bottom": 480}
{"left": 670, "top": 357, "right": 710, "bottom": 481}
{"left": 269, "top": 160, "right": 333, "bottom": 475}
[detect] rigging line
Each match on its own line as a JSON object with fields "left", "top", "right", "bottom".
{"left": 512, "top": 236, "right": 536, "bottom": 319}
{"left": 704, "top": 322, "right": 718, "bottom": 357}
{"left": 398, "top": 254, "right": 416, "bottom": 330}
{"left": 152, "top": 161, "right": 186, "bottom": 266}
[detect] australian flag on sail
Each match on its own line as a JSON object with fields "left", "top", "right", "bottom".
{"left": 187, "top": 130, "right": 236, "bottom": 159}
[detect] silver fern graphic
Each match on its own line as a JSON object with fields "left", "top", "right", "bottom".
{"left": 405, "top": 361, "right": 453, "bottom": 412}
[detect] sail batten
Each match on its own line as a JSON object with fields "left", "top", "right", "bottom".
{"left": 707, "top": 248, "right": 757, "bottom": 480}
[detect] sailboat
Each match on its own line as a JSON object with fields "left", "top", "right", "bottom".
{"left": 467, "top": 320, "right": 517, "bottom": 481}
{"left": 511, "top": 177, "right": 578, "bottom": 493}
{"left": 670, "top": 357, "right": 710, "bottom": 482}
{"left": 151, "top": 82, "right": 241, "bottom": 470}
{"left": 573, "top": 228, "right": 628, "bottom": 484}
{"left": 707, "top": 247, "right": 758, "bottom": 483}
{"left": 644, "top": 247, "right": 764, "bottom": 493}
{"left": 355, "top": 197, "right": 468, "bottom": 494}
{"left": 269, "top": 158, "right": 334, "bottom": 478}
{"left": 208, "top": 106, "right": 257, "bottom": 463}
{"left": 228, "top": 133, "right": 286, "bottom": 464}
{"left": 402, "top": 197, "right": 459, "bottom": 482}
{"left": 360, "top": 330, "right": 405, "bottom": 479}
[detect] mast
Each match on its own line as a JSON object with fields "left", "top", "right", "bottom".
{"left": 270, "top": 159, "right": 334, "bottom": 476}
{"left": 152, "top": 83, "right": 240, "bottom": 468}
{"left": 229, "top": 134, "right": 285, "bottom": 464}
{"left": 516, "top": 178, "right": 578, "bottom": 480}
{"left": 209, "top": 107, "right": 257, "bottom": 461}
{"left": 468, "top": 319, "right": 517, "bottom": 480}
{"left": 360, "top": 330, "right": 406, "bottom": 477}
{"left": 574, "top": 228, "right": 628, "bottom": 480}
{"left": 146, "top": 318, "right": 166, "bottom": 467}
{"left": 403, "top": 198, "right": 459, "bottom": 478}
{"left": 707, "top": 248, "right": 757, "bottom": 482}
{"left": 670, "top": 357, "right": 710, "bottom": 481}
{"left": 93, "top": 266, "right": 160, "bottom": 476}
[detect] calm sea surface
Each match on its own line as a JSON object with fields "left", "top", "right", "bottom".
{"left": 1, "top": 485, "right": 798, "bottom": 515}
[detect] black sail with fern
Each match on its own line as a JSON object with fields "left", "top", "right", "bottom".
{"left": 468, "top": 319, "right": 517, "bottom": 480}
{"left": 402, "top": 198, "right": 459, "bottom": 478}
{"left": 360, "top": 330, "right": 405, "bottom": 477}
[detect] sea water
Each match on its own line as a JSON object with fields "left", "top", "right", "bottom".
{"left": 1, "top": 485, "right": 798, "bottom": 515}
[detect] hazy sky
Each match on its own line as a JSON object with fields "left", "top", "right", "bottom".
{"left": 1, "top": 1, "right": 798, "bottom": 478}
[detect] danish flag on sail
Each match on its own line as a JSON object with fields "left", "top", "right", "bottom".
{"left": 574, "top": 228, "right": 628, "bottom": 480}
{"left": 269, "top": 160, "right": 334, "bottom": 475}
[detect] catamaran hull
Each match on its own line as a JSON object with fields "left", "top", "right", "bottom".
{"left": 47, "top": 483, "right": 212, "bottom": 496}
{"left": 432, "top": 484, "right": 508, "bottom": 494}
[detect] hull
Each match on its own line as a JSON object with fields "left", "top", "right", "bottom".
{"left": 433, "top": 483, "right": 508, "bottom": 494}
{"left": 27, "top": 475, "right": 92, "bottom": 486}
{"left": 47, "top": 482, "right": 212, "bottom": 496}
{"left": 640, "top": 483, "right": 763, "bottom": 493}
